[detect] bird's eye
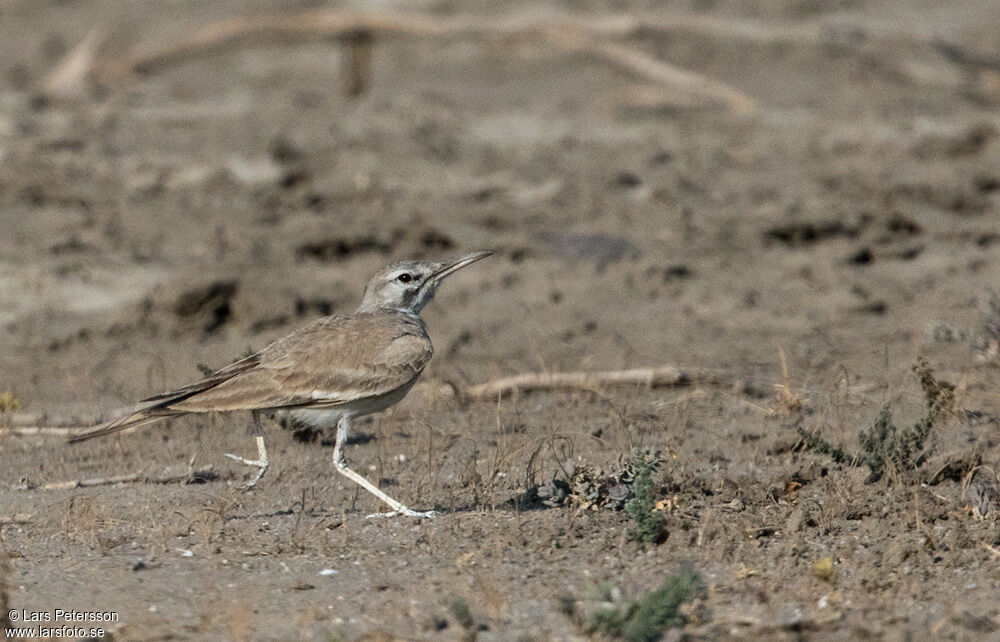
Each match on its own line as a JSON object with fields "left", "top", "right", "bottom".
{"left": 397, "top": 273, "right": 413, "bottom": 283}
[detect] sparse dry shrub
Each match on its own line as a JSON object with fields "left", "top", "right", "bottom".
{"left": 62, "top": 495, "right": 118, "bottom": 551}
{"left": 929, "top": 290, "right": 1000, "bottom": 365}
{"left": 522, "top": 447, "right": 664, "bottom": 514}
{"left": 974, "top": 290, "right": 1000, "bottom": 363}
{"left": 289, "top": 511, "right": 336, "bottom": 555}
{"left": 912, "top": 356, "right": 956, "bottom": 415}
{"left": 192, "top": 491, "right": 239, "bottom": 546}
{"left": 798, "top": 356, "right": 953, "bottom": 483}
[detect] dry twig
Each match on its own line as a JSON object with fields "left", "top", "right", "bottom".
{"left": 464, "top": 366, "right": 724, "bottom": 400}
{"left": 20, "top": 468, "right": 217, "bottom": 491}
{"left": 547, "top": 33, "right": 754, "bottom": 111}
{"left": 3, "top": 412, "right": 98, "bottom": 428}
{"left": 1, "top": 426, "right": 84, "bottom": 437}
{"left": 26, "top": 473, "right": 141, "bottom": 491}
{"left": 43, "top": 28, "right": 103, "bottom": 99}
{"left": 0, "top": 514, "right": 32, "bottom": 526}
{"left": 91, "top": 10, "right": 758, "bottom": 110}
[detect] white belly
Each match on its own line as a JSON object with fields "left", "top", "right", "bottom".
{"left": 276, "top": 377, "right": 419, "bottom": 429}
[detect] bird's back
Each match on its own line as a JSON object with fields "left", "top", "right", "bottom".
{"left": 172, "top": 311, "right": 433, "bottom": 412}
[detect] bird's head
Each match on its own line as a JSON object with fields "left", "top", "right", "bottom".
{"left": 358, "top": 250, "right": 494, "bottom": 315}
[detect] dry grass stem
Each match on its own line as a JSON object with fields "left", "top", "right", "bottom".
{"left": 771, "top": 346, "right": 805, "bottom": 416}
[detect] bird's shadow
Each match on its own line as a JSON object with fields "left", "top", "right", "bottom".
{"left": 224, "top": 496, "right": 557, "bottom": 523}
{"left": 322, "top": 431, "right": 375, "bottom": 447}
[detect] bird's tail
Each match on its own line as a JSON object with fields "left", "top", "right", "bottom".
{"left": 67, "top": 409, "right": 175, "bottom": 443}
{"left": 67, "top": 352, "right": 261, "bottom": 444}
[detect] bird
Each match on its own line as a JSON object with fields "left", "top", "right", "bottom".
{"left": 69, "top": 250, "right": 494, "bottom": 518}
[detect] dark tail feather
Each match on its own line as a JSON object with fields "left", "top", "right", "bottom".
{"left": 67, "top": 411, "right": 174, "bottom": 443}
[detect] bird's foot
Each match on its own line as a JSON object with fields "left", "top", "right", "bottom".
{"left": 224, "top": 453, "right": 268, "bottom": 490}
{"left": 365, "top": 507, "right": 438, "bottom": 520}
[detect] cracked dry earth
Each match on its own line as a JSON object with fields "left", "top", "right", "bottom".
{"left": 3, "top": 0, "right": 1000, "bottom": 639}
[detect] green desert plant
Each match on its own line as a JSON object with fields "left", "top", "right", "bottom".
{"left": 448, "top": 597, "right": 474, "bottom": 630}
{"left": 798, "top": 356, "right": 952, "bottom": 482}
{"left": 585, "top": 572, "right": 699, "bottom": 642}
{"left": 624, "top": 449, "right": 666, "bottom": 544}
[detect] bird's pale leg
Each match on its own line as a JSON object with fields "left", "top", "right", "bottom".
{"left": 225, "top": 411, "right": 269, "bottom": 489}
{"left": 332, "top": 416, "right": 435, "bottom": 519}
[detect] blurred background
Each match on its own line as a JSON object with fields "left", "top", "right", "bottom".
{"left": 2, "top": 1, "right": 1000, "bottom": 637}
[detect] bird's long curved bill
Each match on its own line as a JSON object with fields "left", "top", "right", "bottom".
{"left": 431, "top": 250, "right": 494, "bottom": 282}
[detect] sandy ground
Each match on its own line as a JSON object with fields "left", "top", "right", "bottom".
{"left": 2, "top": 0, "right": 1000, "bottom": 639}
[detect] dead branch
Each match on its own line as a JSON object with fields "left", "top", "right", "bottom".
{"left": 2, "top": 412, "right": 99, "bottom": 428}
{"left": 93, "top": 10, "right": 762, "bottom": 110}
{"left": 105, "top": 9, "right": 952, "bottom": 80}
{"left": 54, "top": 8, "right": 975, "bottom": 109}
{"left": 29, "top": 473, "right": 141, "bottom": 491}
{"left": 1, "top": 426, "right": 83, "bottom": 437}
{"left": 464, "top": 366, "right": 725, "bottom": 400}
{"left": 0, "top": 514, "right": 32, "bottom": 526}
{"left": 2, "top": 405, "right": 136, "bottom": 434}
{"left": 43, "top": 28, "right": 103, "bottom": 99}
{"left": 543, "top": 31, "right": 754, "bottom": 111}
{"left": 98, "top": 10, "right": 810, "bottom": 78}
{"left": 20, "top": 467, "right": 218, "bottom": 491}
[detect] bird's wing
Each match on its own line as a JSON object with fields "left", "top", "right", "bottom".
{"left": 169, "top": 313, "right": 433, "bottom": 412}
{"left": 68, "top": 313, "right": 432, "bottom": 443}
